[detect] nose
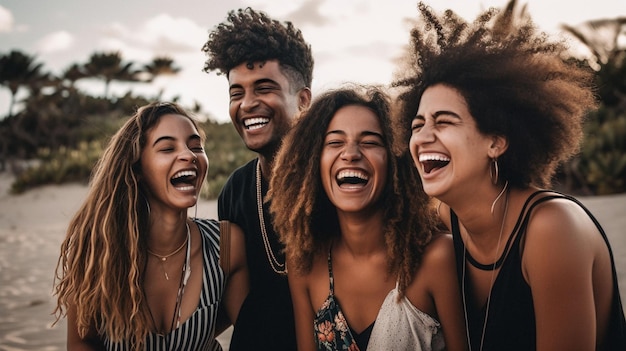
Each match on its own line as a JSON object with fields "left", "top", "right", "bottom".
{"left": 410, "top": 121, "right": 436, "bottom": 146}
{"left": 240, "top": 92, "right": 259, "bottom": 112}
{"left": 341, "top": 142, "right": 362, "bottom": 162}
{"left": 179, "top": 147, "right": 198, "bottom": 164}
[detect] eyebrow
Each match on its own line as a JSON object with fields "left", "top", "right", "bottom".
{"left": 325, "top": 130, "right": 385, "bottom": 140}
{"left": 152, "top": 134, "right": 201, "bottom": 147}
{"left": 229, "top": 78, "right": 279, "bottom": 90}
{"left": 414, "top": 110, "right": 461, "bottom": 120}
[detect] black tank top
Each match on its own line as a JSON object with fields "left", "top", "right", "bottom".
{"left": 451, "top": 190, "right": 626, "bottom": 351}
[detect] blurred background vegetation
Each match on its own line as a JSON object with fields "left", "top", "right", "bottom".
{"left": 0, "top": 50, "right": 255, "bottom": 199}
{"left": 0, "top": 16, "right": 625, "bottom": 197}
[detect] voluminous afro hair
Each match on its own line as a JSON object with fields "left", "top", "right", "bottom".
{"left": 269, "top": 84, "right": 437, "bottom": 295}
{"left": 202, "top": 7, "right": 314, "bottom": 89}
{"left": 393, "top": 0, "right": 597, "bottom": 188}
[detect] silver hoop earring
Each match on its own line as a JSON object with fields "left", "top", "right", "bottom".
{"left": 490, "top": 158, "right": 499, "bottom": 185}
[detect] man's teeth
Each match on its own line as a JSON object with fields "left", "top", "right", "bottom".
{"left": 244, "top": 117, "right": 270, "bottom": 129}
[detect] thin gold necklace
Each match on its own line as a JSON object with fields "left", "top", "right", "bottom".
{"left": 462, "top": 184, "right": 510, "bottom": 351}
{"left": 147, "top": 222, "right": 191, "bottom": 335}
{"left": 148, "top": 225, "right": 189, "bottom": 280}
{"left": 256, "top": 160, "right": 287, "bottom": 274}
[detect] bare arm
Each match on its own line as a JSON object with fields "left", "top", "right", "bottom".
{"left": 424, "top": 234, "right": 469, "bottom": 351}
{"left": 66, "top": 305, "right": 104, "bottom": 351}
{"left": 523, "top": 200, "right": 598, "bottom": 351}
{"left": 221, "top": 223, "right": 249, "bottom": 327}
{"left": 288, "top": 263, "right": 317, "bottom": 351}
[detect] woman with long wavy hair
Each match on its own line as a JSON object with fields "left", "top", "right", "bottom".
{"left": 53, "top": 102, "right": 248, "bottom": 350}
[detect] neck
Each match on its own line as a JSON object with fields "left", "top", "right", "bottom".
{"left": 447, "top": 183, "right": 506, "bottom": 233}
{"left": 459, "top": 185, "right": 510, "bottom": 255}
{"left": 336, "top": 210, "right": 385, "bottom": 256}
{"left": 148, "top": 216, "right": 189, "bottom": 251}
{"left": 257, "top": 155, "right": 273, "bottom": 183}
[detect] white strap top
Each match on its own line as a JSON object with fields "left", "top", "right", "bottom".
{"left": 367, "top": 285, "right": 444, "bottom": 351}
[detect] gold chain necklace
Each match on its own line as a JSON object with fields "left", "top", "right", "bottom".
{"left": 462, "top": 184, "right": 509, "bottom": 351}
{"left": 147, "top": 222, "right": 191, "bottom": 335}
{"left": 147, "top": 224, "right": 189, "bottom": 280}
{"left": 256, "top": 160, "right": 287, "bottom": 274}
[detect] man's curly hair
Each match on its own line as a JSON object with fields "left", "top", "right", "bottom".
{"left": 202, "top": 7, "right": 314, "bottom": 90}
{"left": 269, "top": 84, "right": 437, "bottom": 296}
{"left": 393, "top": 0, "right": 597, "bottom": 188}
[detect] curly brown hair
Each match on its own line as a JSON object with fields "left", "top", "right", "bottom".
{"left": 202, "top": 7, "right": 314, "bottom": 91}
{"left": 268, "top": 84, "right": 437, "bottom": 294}
{"left": 53, "top": 102, "right": 205, "bottom": 348}
{"left": 393, "top": 0, "right": 597, "bottom": 188}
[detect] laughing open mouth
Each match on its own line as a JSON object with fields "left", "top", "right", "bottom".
{"left": 244, "top": 117, "right": 269, "bottom": 130}
{"left": 336, "top": 169, "right": 369, "bottom": 187}
{"left": 171, "top": 170, "right": 197, "bottom": 188}
{"left": 419, "top": 154, "right": 450, "bottom": 174}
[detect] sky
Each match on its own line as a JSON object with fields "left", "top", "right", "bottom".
{"left": 1, "top": 0, "right": 625, "bottom": 123}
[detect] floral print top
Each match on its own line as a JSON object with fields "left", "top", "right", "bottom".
{"left": 314, "top": 248, "right": 364, "bottom": 351}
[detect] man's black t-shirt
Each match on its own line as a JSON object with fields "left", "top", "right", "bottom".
{"left": 218, "top": 158, "right": 296, "bottom": 351}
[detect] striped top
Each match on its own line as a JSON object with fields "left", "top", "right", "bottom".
{"left": 104, "top": 218, "right": 225, "bottom": 351}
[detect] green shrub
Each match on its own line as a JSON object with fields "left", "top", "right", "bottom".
{"left": 10, "top": 120, "right": 255, "bottom": 200}
{"left": 571, "top": 106, "right": 626, "bottom": 195}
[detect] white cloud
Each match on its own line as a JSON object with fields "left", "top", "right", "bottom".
{"left": 99, "top": 14, "right": 207, "bottom": 57}
{"left": 36, "top": 30, "right": 74, "bottom": 53}
{"left": 0, "top": 5, "right": 14, "bottom": 33}
{"left": 142, "top": 14, "right": 207, "bottom": 52}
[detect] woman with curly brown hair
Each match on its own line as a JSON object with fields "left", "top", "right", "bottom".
{"left": 395, "top": 1, "right": 626, "bottom": 350}
{"left": 53, "top": 102, "right": 248, "bottom": 350}
{"left": 269, "top": 84, "right": 467, "bottom": 351}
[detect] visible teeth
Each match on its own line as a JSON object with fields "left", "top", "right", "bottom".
{"left": 172, "top": 170, "right": 196, "bottom": 180}
{"left": 419, "top": 153, "right": 450, "bottom": 162}
{"left": 244, "top": 117, "right": 270, "bottom": 129}
{"left": 337, "top": 170, "right": 368, "bottom": 181}
{"left": 419, "top": 153, "right": 450, "bottom": 174}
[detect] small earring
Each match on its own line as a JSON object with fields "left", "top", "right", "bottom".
{"left": 490, "top": 158, "right": 499, "bottom": 185}
{"left": 142, "top": 195, "right": 150, "bottom": 216}
{"left": 192, "top": 158, "right": 196, "bottom": 164}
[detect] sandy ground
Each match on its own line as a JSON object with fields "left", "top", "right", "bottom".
{"left": 0, "top": 171, "right": 625, "bottom": 350}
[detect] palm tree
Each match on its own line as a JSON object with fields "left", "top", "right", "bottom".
{"left": 562, "top": 17, "right": 626, "bottom": 107}
{"left": 141, "top": 56, "right": 181, "bottom": 82}
{"left": 62, "top": 63, "right": 88, "bottom": 89}
{"left": 561, "top": 17, "right": 626, "bottom": 194}
{"left": 84, "top": 51, "right": 138, "bottom": 99}
{"left": 0, "top": 50, "right": 46, "bottom": 117}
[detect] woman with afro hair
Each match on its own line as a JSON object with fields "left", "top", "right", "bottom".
{"left": 395, "top": 1, "right": 626, "bottom": 350}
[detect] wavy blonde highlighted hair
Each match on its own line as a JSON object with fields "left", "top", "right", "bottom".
{"left": 53, "top": 102, "right": 204, "bottom": 348}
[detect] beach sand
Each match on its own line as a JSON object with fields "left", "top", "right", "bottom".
{"left": 0, "top": 171, "right": 624, "bottom": 350}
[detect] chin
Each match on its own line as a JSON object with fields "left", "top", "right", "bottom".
{"left": 421, "top": 182, "right": 444, "bottom": 198}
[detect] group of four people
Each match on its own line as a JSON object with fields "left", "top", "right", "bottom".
{"left": 53, "top": 1, "right": 626, "bottom": 350}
